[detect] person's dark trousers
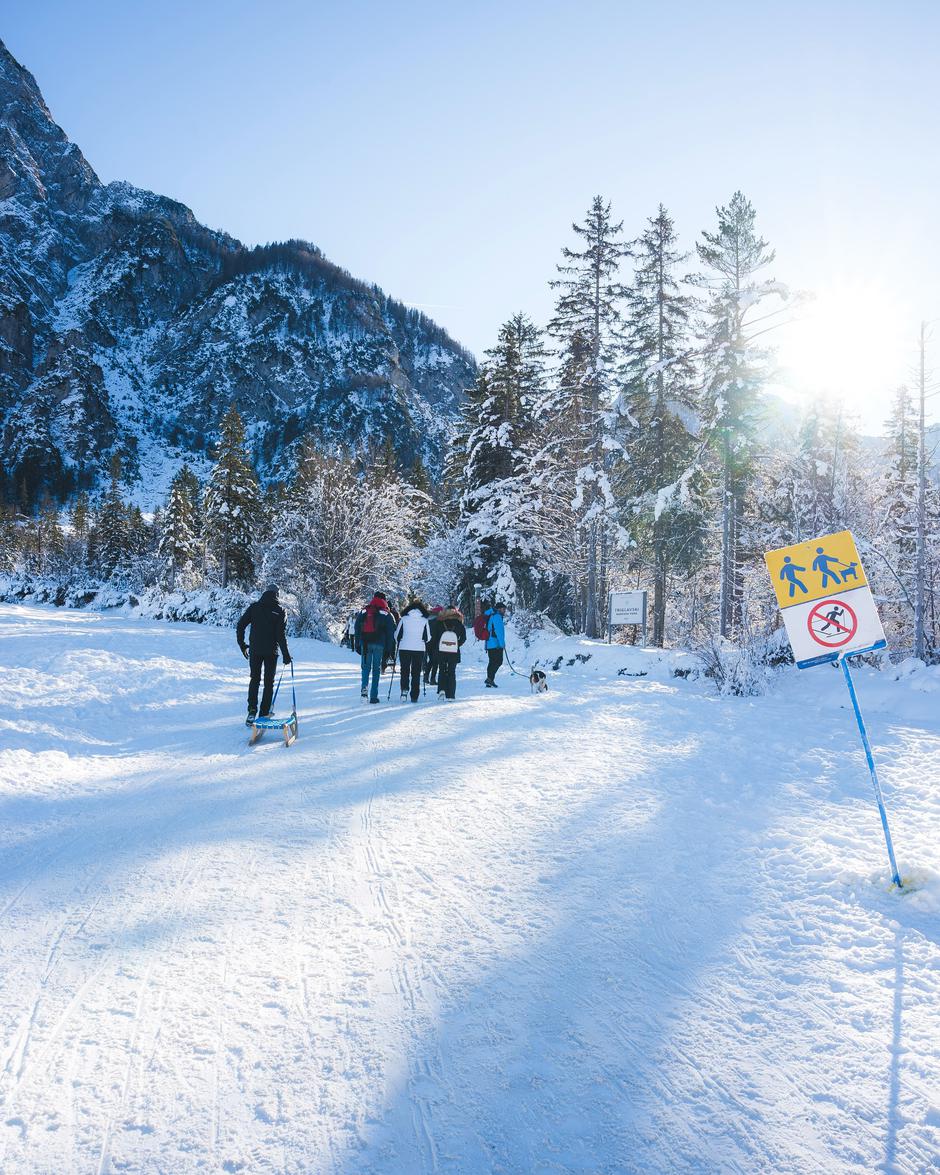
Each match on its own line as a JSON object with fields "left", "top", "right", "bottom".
{"left": 399, "top": 650, "right": 423, "bottom": 700}
{"left": 248, "top": 651, "right": 278, "bottom": 715}
{"left": 486, "top": 648, "right": 504, "bottom": 684}
{"left": 438, "top": 655, "right": 457, "bottom": 699}
{"left": 424, "top": 652, "right": 438, "bottom": 685}
{"left": 361, "top": 643, "right": 384, "bottom": 701}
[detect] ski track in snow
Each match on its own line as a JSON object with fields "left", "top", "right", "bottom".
{"left": 0, "top": 604, "right": 938, "bottom": 1173}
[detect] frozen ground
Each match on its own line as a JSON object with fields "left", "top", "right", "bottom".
{"left": 0, "top": 604, "right": 938, "bottom": 1174}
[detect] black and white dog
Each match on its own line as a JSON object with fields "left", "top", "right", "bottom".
{"left": 529, "top": 668, "right": 548, "bottom": 694}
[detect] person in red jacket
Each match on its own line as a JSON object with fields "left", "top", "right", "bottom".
{"left": 353, "top": 591, "right": 396, "bottom": 703}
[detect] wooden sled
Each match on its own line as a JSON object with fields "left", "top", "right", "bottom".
{"left": 248, "top": 712, "right": 298, "bottom": 747}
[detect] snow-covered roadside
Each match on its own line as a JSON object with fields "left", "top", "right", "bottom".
{"left": 0, "top": 604, "right": 938, "bottom": 1173}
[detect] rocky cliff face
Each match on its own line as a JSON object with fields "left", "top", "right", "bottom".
{"left": 0, "top": 39, "right": 475, "bottom": 505}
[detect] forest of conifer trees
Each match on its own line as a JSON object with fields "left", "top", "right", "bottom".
{"left": 1, "top": 191, "right": 937, "bottom": 678}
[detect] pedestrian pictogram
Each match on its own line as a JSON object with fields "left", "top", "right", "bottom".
{"left": 807, "top": 598, "right": 858, "bottom": 648}
{"left": 765, "top": 530, "right": 869, "bottom": 611}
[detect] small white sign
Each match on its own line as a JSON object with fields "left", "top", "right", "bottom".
{"left": 609, "top": 591, "right": 647, "bottom": 626}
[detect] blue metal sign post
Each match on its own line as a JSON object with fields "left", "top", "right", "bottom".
{"left": 839, "top": 654, "right": 903, "bottom": 889}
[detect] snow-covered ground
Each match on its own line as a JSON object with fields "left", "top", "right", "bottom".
{"left": 0, "top": 604, "right": 938, "bottom": 1174}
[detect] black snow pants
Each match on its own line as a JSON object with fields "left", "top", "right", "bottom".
{"left": 486, "top": 648, "right": 504, "bottom": 684}
{"left": 437, "top": 655, "right": 458, "bottom": 699}
{"left": 399, "top": 650, "right": 424, "bottom": 700}
{"left": 424, "top": 651, "right": 438, "bottom": 684}
{"left": 248, "top": 651, "right": 278, "bottom": 715}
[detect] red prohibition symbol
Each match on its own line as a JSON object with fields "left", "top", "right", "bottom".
{"left": 807, "top": 598, "right": 858, "bottom": 647}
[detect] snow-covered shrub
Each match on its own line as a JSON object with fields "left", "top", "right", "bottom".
{"left": 696, "top": 625, "right": 790, "bottom": 696}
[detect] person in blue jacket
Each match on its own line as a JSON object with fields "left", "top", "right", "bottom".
{"left": 484, "top": 602, "right": 507, "bottom": 688}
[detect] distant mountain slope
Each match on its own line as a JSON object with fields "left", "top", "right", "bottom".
{"left": 0, "top": 39, "right": 475, "bottom": 505}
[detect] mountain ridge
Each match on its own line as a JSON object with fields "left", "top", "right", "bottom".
{"left": 0, "top": 38, "right": 475, "bottom": 507}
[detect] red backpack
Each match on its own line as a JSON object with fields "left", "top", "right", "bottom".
{"left": 362, "top": 605, "right": 380, "bottom": 636}
{"left": 473, "top": 612, "right": 489, "bottom": 642}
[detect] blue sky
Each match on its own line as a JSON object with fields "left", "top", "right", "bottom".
{"left": 6, "top": 0, "right": 940, "bottom": 429}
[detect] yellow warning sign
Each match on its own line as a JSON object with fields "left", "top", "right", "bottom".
{"left": 764, "top": 530, "right": 868, "bottom": 610}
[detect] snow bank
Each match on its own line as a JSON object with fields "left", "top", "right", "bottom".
{"left": 0, "top": 574, "right": 251, "bottom": 628}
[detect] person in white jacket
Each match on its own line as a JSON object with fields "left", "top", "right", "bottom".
{"left": 395, "top": 599, "right": 431, "bottom": 702}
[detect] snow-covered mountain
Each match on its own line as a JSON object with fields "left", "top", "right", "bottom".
{"left": 0, "top": 39, "right": 476, "bottom": 505}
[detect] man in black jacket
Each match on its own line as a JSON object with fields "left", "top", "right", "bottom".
{"left": 237, "top": 585, "right": 292, "bottom": 724}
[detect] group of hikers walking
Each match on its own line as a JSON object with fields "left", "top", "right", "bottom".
{"left": 236, "top": 584, "right": 508, "bottom": 719}
{"left": 350, "top": 593, "right": 507, "bottom": 704}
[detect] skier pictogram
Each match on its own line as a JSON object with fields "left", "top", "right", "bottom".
{"left": 807, "top": 598, "right": 858, "bottom": 648}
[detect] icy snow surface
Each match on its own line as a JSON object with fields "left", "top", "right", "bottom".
{"left": 0, "top": 605, "right": 938, "bottom": 1174}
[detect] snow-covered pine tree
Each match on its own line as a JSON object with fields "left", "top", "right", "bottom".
{"left": 95, "top": 456, "right": 131, "bottom": 579}
{"left": 548, "top": 196, "right": 631, "bottom": 636}
{"left": 68, "top": 492, "right": 91, "bottom": 568}
{"left": 36, "top": 494, "right": 66, "bottom": 575}
{"left": 0, "top": 504, "right": 18, "bottom": 572}
{"left": 459, "top": 312, "right": 548, "bottom": 607}
{"left": 619, "top": 204, "right": 704, "bottom": 646}
{"left": 203, "top": 406, "right": 262, "bottom": 588}
{"left": 696, "top": 191, "right": 785, "bottom": 638}
{"left": 158, "top": 467, "right": 201, "bottom": 588}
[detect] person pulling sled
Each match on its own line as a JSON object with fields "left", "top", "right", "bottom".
{"left": 237, "top": 585, "right": 292, "bottom": 725}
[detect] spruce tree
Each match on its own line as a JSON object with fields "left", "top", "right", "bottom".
{"left": 696, "top": 191, "right": 782, "bottom": 637}
{"left": 459, "top": 313, "right": 547, "bottom": 606}
{"left": 159, "top": 469, "right": 201, "bottom": 588}
{"left": 620, "top": 205, "right": 703, "bottom": 645}
{"left": 203, "top": 406, "right": 262, "bottom": 587}
{"left": 548, "top": 196, "right": 630, "bottom": 636}
{"left": 96, "top": 456, "right": 130, "bottom": 578}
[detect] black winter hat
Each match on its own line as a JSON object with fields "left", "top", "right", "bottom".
{"left": 264, "top": 584, "right": 280, "bottom": 597}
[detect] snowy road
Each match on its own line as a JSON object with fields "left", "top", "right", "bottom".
{"left": 0, "top": 605, "right": 938, "bottom": 1173}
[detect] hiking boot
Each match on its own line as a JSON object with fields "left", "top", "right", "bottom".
{"left": 484, "top": 680, "right": 493, "bottom": 688}
{"left": 260, "top": 710, "right": 274, "bottom": 719}
{"left": 246, "top": 709, "right": 257, "bottom": 726}
{"left": 400, "top": 691, "right": 408, "bottom": 702}
{"left": 361, "top": 687, "right": 367, "bottom": 698}
{"left": 369, "top": 697, "right": 380, "bottom": 705}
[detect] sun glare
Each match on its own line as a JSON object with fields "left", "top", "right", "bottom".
{"left": 774, "top": 281, "right": 914, "bottom": 430}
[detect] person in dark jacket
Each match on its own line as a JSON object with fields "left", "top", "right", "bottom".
{"left": 354, "top": 591, "right": 396, "bottom": 703}
{"left": 484, "top": 602, "right": 507, "bottom": 687}
{"left": 424, "top": 604, "right": 443, "bottom": 685}
{"left": 237, "top": 585, "right": 291, "bottom": 724}
{"left": 428, "top": 605, "right": 467, "bottom": 700}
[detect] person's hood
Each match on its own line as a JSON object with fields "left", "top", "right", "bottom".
{"left": 261, "top": 589, "right": 280, "bottom": 604}
{"left": 366, "top": 596, "right": 388, "bottom": 611}
{"left": 403, "top": 606, "right": 426, "bottom": 618}
{"left": 441, "top": 607, "right": 464, "bottom": 623}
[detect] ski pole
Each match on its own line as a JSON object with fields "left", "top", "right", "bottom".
{"left": 387, "top": 642, "right": 399, "bottom": 700}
